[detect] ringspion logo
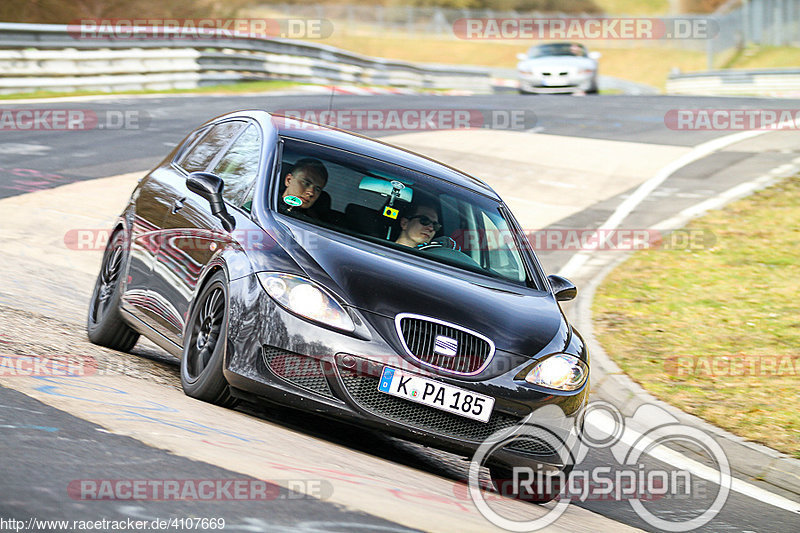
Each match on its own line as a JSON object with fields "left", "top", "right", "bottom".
{"left": 468, "top": 401, "right": 731, "bottom": 531}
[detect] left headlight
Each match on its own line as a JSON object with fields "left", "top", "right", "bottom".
{"left": 524, "top": 353, "right": 588, "bottom": 391}
{"left": 257, "top": 272, "right": 355, "bottom": 333}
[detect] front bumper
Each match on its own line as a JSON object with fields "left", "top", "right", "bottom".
{"left": 224, "top": 275, "right": 588, "bottom": 467}
{"left": 519, "top": 73, "right": 596, "bottom": 94}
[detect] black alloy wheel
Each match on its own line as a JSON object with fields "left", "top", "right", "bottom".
{"left": 180, "top": 270, "right": 238, "bottom": 407}
{"left": 87, "top": 230, "right": 139, "bottom": 351}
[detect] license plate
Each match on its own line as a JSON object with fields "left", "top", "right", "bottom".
{"left": 378, "top": 367, "right": 495, "bottom": 423}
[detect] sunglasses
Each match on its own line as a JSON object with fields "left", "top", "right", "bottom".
{"left": 408, "top": 215, "right": 442, "bottom": 231}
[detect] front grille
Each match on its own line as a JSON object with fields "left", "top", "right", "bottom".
{"left": 339, "top": 370, "right": 555, "bottom": 456}
{"left": 396, "top": 314, "right": 493, "bottom": 375}
{"left": 262, "top": 346, "right": 335, "bottom": 399}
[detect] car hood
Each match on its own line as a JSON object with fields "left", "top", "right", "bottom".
{"left": 519, "top": 56, "right": 595, "bottom": 71}
{"left": 265, "top": 218, "right": 570, "bottom": 358}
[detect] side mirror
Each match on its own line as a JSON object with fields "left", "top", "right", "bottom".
{"left": 548, "top": 274, "right": 577, "bottom": 301}
{"left": 186, "top": 172, "right": 236, "bottom": 232}
{"left": 588, "top": 51, "right": 601, "bottom": 60}
{"left": 516, "top": 53, "right": 527, "bottom": 61}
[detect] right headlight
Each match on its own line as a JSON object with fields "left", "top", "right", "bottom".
{"left": 524, "top": 353, "right": 588, "bottom": 391}
{"left": 257, "top": 272, "right": 355, "bottom": 333}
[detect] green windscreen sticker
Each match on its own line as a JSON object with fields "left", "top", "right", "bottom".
{"left": 284, "top": 195, "right": 302, "bottom": 207}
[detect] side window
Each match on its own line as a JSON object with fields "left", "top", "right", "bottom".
{"left": 178, "top": 121, "right": 244, "bottom": 173}
{"left": 174, "top": 126, "right": 208, "bottom": 163}
{"left": 213, "top": 124, "right": 262, "bottom": 210}
{"left": 480, "top": 211, "right": 526, "bottom": 282}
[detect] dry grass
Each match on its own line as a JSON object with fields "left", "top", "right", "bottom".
{"left": 312, "top": 34, "right": 709, "bottom": 89}
{"left": 593, "top": 177, "right": 800, "bottom": 457}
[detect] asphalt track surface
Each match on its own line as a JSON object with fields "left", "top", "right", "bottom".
{"left": 1, "top": 92, "right": 799, "bottom": 532}
{"left": 3, "top": 92, "right": 800, "bottom": 200}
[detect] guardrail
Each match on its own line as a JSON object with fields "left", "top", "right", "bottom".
{"left": 0, "top": 22, "right": 491, "bottom": 95}
{"left": 666, "top": 68, "right": 800, "bottom": 98}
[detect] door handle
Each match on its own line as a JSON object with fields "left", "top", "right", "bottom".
{"left": 171, "top": 197, "right": 186, "bottom": 214}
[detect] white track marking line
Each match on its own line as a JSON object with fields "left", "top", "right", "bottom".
{"left": 558, "top": 124, "right": 794, "bottom": 279}
{"left": 587, "top": 417, "right": 800, "bottom": 514}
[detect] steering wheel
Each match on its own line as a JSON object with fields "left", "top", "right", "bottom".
{"left": 418, "top": 236, "right": 460, "bottom": 251}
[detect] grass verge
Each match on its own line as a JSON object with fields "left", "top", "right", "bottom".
{"left": 307, "top": 34, "right": 709, "bottom": 89}
{"left": 592, "top": 176, "right": 800, "bottom": 457}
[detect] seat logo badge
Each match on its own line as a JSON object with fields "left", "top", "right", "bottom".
{"left": 434, "top": 335, "right": 458, "bottom": 357}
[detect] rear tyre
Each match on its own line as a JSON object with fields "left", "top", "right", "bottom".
{"left": 488, "top": 464, "right": 562, "bottom": 504}
{"left": 180, "top": 271, "right": 238, "bottom": 408}
{"left": 87, "top": 229, "right": 139, "bottom": 351}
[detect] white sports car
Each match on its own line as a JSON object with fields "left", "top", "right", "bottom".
{"left": 517, "top": 42, "right": 600, "bottom": 94}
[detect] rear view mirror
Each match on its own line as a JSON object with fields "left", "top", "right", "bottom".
{"left": 186, "top": 172, "right": 236, "bottom": 232}
{"left": 358, "top": 176, "right": 413, "bottom": 202}
{"left": 588, "top": 51, "right": 601, "bottom": 60}
{"left": 516, "top": 53, "right": 527, "bottom": 61}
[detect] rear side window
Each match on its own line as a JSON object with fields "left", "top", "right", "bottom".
{"left": 178, "top": 121, "right": 245, "bottom": 173}
{"left": 213, "top": 124, "right": 262, "bottom": 210}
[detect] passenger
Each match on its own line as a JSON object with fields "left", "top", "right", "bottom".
{"left": 395, "top": 203, "right": 441, "bottom": 247}
{"left": 281, "top": 158, "right": 328, "bottom": 211}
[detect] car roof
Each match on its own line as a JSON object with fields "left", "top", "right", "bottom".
{"left": 213, "top": 110, "right": 500, "bottom": 199}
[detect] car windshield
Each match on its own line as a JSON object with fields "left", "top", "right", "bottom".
{"left": 272, "top": 137, "right": 534, "bottom": 286}
{"left": 528, "top": 43, "right": 587, "bottom": 58}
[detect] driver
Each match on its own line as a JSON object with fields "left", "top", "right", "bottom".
{"left": 395, "top": 202, "right": 441, "bottom": 247}
{"left": 281, "top": 158, "right": 328, "bottom": 211}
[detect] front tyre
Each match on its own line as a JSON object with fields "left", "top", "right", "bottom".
{"left": 180, "top": 270, "right": 238, "bottom": 407}
{"left": 87, "top": 229, "right": 139, "bottom": 351}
